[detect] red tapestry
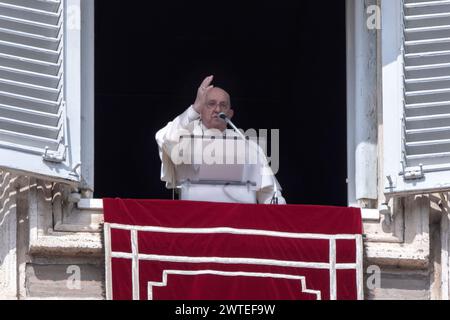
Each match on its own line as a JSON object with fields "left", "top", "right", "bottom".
{"left": 103, "top": 199, "right": 363, "bottom": 300}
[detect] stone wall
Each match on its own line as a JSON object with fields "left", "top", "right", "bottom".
{"left": 0, "top": 170, "right": 104, "bottom": 299}
{"left": 0, "top": 170, "right": 18, "bottom": 299}
{"left": 363, "top": 194, "right": 450, "bottom": 300}
{"left": 1, "top": 169, "right": 449, "bottom": 300}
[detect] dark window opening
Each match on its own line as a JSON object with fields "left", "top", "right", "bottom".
{"left": 94, "top": 0, "right": 347, "bottom": 206}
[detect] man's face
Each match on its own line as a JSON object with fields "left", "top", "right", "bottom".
{"left": 201, "top": 88, "right": 234, "bottom": 131}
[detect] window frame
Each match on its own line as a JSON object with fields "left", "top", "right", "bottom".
{"left": 346, "top": 0, "right": 379, "bottom": 208}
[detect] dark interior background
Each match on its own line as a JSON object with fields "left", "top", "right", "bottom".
{"left": 94, "top": 0, "right": 347, "bottom": 206}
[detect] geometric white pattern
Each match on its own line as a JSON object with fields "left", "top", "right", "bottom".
{"left": 104, "top": 223, "right": 364, "bottom": 300}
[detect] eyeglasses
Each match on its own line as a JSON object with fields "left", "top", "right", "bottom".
{"left": 206, "top": 101, "right": 230, "bottom": 111}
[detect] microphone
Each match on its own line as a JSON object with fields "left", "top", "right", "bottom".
{"left": 218, "top": 112, "right": 247, "bottom": 141}
{"left": 218, "top": 112, "right": 227, "bottom": 121}
{"left": 218, "top": 113, "right": 280, "bottom": 204}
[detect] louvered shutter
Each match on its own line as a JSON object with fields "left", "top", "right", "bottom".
{"left": 383, "top": 0, "right": 450, "bottom": 195}
{"left": 0, "top": 0, "right": 88, "bottom": 185}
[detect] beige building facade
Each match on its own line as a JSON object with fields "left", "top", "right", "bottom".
{"left": 1, "top": 0, "right": 450, "bottom": 299}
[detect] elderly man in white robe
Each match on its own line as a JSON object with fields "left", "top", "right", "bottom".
{"left": 155, "top": 75, "right": 286, "bottom": 204}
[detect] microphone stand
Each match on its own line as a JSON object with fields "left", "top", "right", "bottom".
{"left": 219, "top": 113, "right": 280, "bottom": 205}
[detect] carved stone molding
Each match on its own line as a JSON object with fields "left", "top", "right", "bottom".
{"left": 0, "top": 170, "right": 18, "bottom": 298}
{"left": 28, "top": 179, "right": 102, "bottom": 257}
{"left": 364, "top": 195, "right": 430, "bottom": 269}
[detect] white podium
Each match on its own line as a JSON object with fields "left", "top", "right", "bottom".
{"left": 173, "top": 135, "right": 262, "bottom": 204}
{"left": 179, "top": 181, "right": 257, "bottom": 204}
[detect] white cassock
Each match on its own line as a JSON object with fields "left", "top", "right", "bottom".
{"left": 155, "top": 106, "right": 287, "bottom": 204}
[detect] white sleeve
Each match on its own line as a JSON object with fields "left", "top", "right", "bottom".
{"left": 156, "top": 105, "right": 200, "bottom": 143}
{"left": 186, "top": 105, "right": 201, "bottom": 123}
{"left": 257, "top": 186, "right": 287, "bottom": 205}
{"left": 155, "top": 106, "right": 200, "bottom": 188}
{"left": 253, "top": 142, "right": 287, "bottom": 205}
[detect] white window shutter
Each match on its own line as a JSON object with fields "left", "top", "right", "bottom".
{"left": 0, "top": 0, "right": 90, "bottom": 186}
{"left": 383, "top": 0, "right": 450, "bottom": 195}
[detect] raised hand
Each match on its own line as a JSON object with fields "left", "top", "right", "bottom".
{"left": 193, "top": 75, "right": 214, "bottom": 113}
